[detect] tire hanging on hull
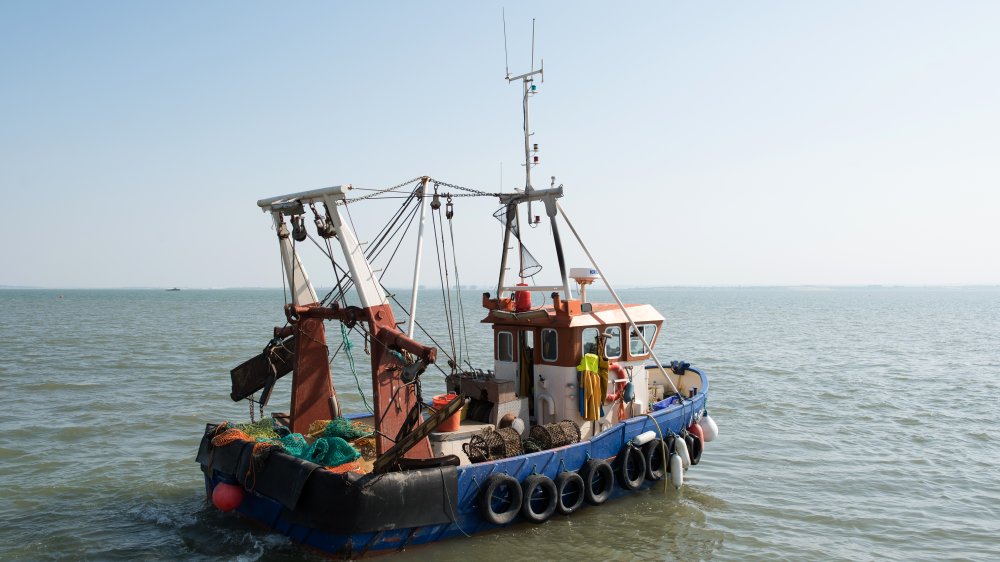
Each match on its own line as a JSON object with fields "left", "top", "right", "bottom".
{"left": 581, "top": 459, "right": 614, "bottom": 505}
{"left": 479, "top": 473, "right": 523, "bottom": 525}
{"left": 520, "top": 475, "right": 558, "bottom": 524}
{"left": 617, "top": 444, "right": 646, "bottom": 490}
{"left": 555, "top": 471, "right": 586, "bottom": 515}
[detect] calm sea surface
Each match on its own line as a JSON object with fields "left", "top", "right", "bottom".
{"left": 0, "top": 287, "right": 997, "bottom": 561}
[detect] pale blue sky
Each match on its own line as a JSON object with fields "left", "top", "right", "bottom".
{"left": 2, "top": 1, "right": 998, "bottom": 288}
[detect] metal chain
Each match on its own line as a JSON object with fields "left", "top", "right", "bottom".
{"left": 344, "top": 176, "right": 424, "bottom": 203}
{"left": 428, "top": 178, "right": 500, "bottom": 198}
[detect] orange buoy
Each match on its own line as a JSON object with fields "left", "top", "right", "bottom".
{"left": 212, "top": 482, "right": 245, "bottom": 512}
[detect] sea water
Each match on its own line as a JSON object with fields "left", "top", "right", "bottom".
{"left": 0, "top": 287, "right": 997, "bottom": 561}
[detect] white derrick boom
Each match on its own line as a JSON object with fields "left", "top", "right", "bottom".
{"left": 257, "top": 183, "right": 388, "bottom": 310}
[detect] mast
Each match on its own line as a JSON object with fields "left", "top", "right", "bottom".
{"left": 407, "top": 177, "right": 431, "bottom": 337}
{"left": 496, "top": 20, "right": 572, "bottom": 300}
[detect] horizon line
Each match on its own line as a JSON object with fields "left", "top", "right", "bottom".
{"left": 3, "top": 284, "right": 999, "bottom": 291}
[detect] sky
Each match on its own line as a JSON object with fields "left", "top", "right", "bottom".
{"left": 1, "top": 1, "right": 998, "bottom": 288}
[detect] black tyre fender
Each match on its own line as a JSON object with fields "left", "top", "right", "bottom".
{"left": 554, "top": 471, "right": 585, "bottom": 515}
{"left": 580, "top": 459, "right": 614, "bottom": 505}
{"left": 642, "top": 438, "right": 666, "bottom": 481}
{"left": 520, "top": 474, "right": 558, "bottom": 524}
{"left": 478, "top": 473, "right": 522, "bottom": 525}
{"left": 617, "top": 443, "right": 646, "bottom": 490}
{"left": 686, "top": 432, "right": 703, "bottom": 466}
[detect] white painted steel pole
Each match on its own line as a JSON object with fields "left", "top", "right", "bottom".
{"left": 556, "top": 202, "right": 684, "bottom": 399}
{"left": 407, "top": 177, "right": 431, "bottom": 338}
{"left": 323, "top": 196, "right": 388, "bottom": 309}
{"left": 271, "top": 211, "right": 319, "bottom": 306}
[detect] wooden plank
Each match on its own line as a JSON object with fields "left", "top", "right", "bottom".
{"left": 373, "top": 395, "right": 465, "bottom": 474}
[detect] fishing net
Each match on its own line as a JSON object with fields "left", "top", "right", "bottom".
{"left": 306, "top": 418, "right": 372, "bottom": 441}
{"left": 235, "top": 418, "right": 279, "bottom": 440}
{"left": 211, "top": 426, "right": 250, "bottom": 447}
{"left": 258, "top": 433, "right": 361, "bottom": 467}
{"left": 212, "top": 418, "right": 368, "bottom": 469}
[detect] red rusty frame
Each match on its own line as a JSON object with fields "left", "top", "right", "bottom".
{"left": 286, "top": 303, "right": 435, "bottom": 458}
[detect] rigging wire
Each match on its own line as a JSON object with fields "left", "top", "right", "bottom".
{"left": 377, "top": 201, "right": 421, "bottom": 283}
{"left": 430, "top": 200, "right": 459, "bottom": 372}
{"left": 308, "top": 233, "right": 457, "bottom": 376}
{"left": 340, "top": 323, "right": 374, "bottom": 414}
{"left": 447, "top": 207, "right": 474, "bottom": 371}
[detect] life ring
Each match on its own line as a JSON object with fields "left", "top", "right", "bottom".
{"left": 554, "top": 471, "right": 585, "bottom": 515}
{"left": 520, "top": 474, "right": 558, "bottom": 524}
{"left": 617, "top": 443, "right": 646, "bottom": 490}
{"left": 685, "top": 432, "right": 703, "bottom": 466}
{"left": 478, "top": 473, "right": 522, "bottom": 525}
{"left": 580, "top": 459, "right": 614, "bottom": 505}
{"left": 606, "top": 363, "right": 627, "bottom": 402}
{"left": 642, "top": 438, "right": 666, "bottom": 481}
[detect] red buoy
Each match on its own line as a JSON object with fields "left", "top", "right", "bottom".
{"left": 687, "top": 422, "right": 705, "bottom": 449}
{"left": 212, "top": 482, "right": 245, "bottom": 512}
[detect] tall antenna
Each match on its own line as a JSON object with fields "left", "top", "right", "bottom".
{"left": 502, "top": 8, "right": 510, "bottom": 78}
{"left": 505, "top": 17, "right": 544, "bottom": 227}
{"left": 531, "top": 18, "right": 535, "bottom": 70}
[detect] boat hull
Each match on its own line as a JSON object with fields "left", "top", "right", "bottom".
{"left": 197, "top": 369, "right": 709, "bottom": 557}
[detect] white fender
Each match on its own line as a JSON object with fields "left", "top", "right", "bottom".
{"left": 632, "top": 431, "right": 656, "bottom": 447}
{"left": 699, "top": 413, "right": 719, "bottom": 442}
{"left": 674, "top": 435, "right": 691, "bottom": 469}
{"left": 670, "top": 453, "right": 684, "bottom": 489}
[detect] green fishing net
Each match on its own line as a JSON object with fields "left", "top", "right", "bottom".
{"left": 255, "top": 418, "right": 364, "bottom": 468}
{"left": 234, "top": 418, "right": 279, "bottom": 440}
{"left": 314, "top": 418, "right": 371, "bottom": 441}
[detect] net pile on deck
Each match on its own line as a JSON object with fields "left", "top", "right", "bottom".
{"left": 212, "top": 418, "right": 375, "bottom": 474}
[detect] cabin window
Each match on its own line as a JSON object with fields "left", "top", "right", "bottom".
{"left": 581, "top": 327, "right": 600, "bottom": 356}
{"left": 497, "top": 331, "right": 514, "bottom": 362}
{"left": 604, "top": 326, "right": 622, "bottom": 359}
{"left": 541, "top": 328, "right": 558, "bottom": 362}
{"left": 629, "top": 324, "right": 657, "bottom": 356}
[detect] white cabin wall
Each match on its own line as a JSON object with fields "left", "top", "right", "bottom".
{"left": 533, "top": 364, "right": 582, "bottom": 427}
{"left": 624, "top": 363, "right": 649, "bottom": 417}
{"left": 645, "top": 366, "right": 702, "bottom": 399}
{"left": 493, "top": 360, "right": 518, "bottom": 381}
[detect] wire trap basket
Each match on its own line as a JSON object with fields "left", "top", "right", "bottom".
{"left": 462, "top": 427, "right": 523, "bottom": 463}
{"left": 527, "top": 420, "right": 581, "bottom": 450}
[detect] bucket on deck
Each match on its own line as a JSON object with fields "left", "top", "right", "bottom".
{"left": 432, "top": 393, "right": 462, "bottom": 432}
{"left": 514, "top": 283, "right": 531, "bottom": 312}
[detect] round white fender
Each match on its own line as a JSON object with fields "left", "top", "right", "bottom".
{"left": 670, "top": 453, "right": 684, "bottom": 489}
{"left": 699, "top": 413, "right": 719, "bottom": 443}
{"left": 674, "top": 435, "right": 691, "bottom": 469}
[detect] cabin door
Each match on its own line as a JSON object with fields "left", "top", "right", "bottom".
{"left": 517, "top": 330, "right": 534, "bottom": 414}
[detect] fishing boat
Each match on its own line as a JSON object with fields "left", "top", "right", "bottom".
{"left": 195, "top": 52, "right": 719, "bottom": 558}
